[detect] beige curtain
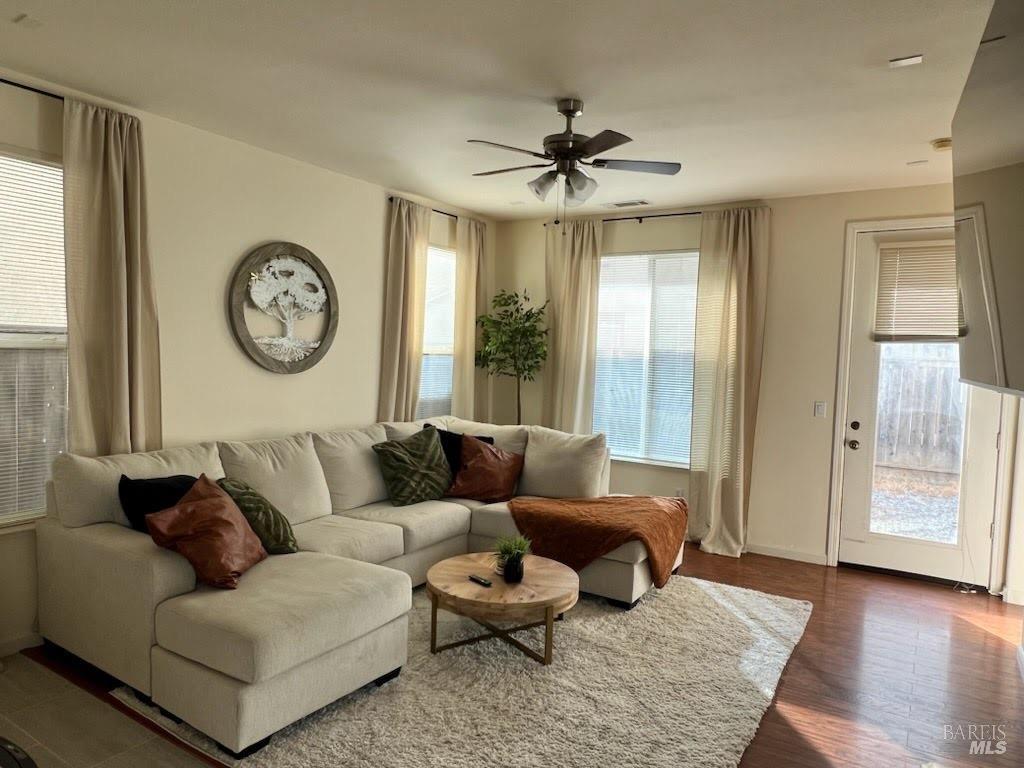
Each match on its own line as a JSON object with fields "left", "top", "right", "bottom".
{"left": 64, "top": 99, "right": 161, "bottom": 457}
{"left": 452, "top": 217, "right": 485, "bottom": 419}
{"left": 377, "top": 197, "right": 431, "bottom": 421}
{"left": 543, "top": 218, "right": 603, "bottom": 432}
{"left": 689, "top": 206, "right": 770, "bottom": 557}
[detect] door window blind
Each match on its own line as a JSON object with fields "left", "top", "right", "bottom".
{"left": 592, "top": 252, "right": 699, "bottom": 465}
{"left": 0, "top": 153, "right": 68, "bottom": 523}
{"left": 416, "top": 246, "right": 456, "bottom": 419}
{"left": 873, "top": 244, "right": 964, "bottom": 341}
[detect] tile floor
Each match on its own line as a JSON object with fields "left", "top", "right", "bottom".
{"left": 0, "top": 654, "right": 205, "bottom": 768}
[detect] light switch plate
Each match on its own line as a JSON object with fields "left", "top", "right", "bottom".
{"left": 814, "top": 401, "right": 827, "bottom": 418}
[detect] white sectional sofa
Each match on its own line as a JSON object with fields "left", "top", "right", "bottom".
{"left": 36, "top": 416, "right": 683, "bottom": 756}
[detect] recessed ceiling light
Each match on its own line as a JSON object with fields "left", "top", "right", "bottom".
{"left": 889, "top": 54, "right": 923, "bottom": 68}
{"left": 906, "top": 159, "right": 928, "bottom": 166}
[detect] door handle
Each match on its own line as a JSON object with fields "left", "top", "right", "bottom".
{"left": 848, "top": 439, "right": 860, "bottom": 450}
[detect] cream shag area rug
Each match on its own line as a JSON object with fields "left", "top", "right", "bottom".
{"left": 114, "top": 578, "right": 811, "bottom": 767}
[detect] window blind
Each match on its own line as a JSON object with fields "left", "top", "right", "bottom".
{"left": 416, "top": 246, "right": 456, "bottom": 419}
{"left": 0, "top": 155, "right": 66, "bottom": 331}
{"left": 873, "top": 244, "right": 964, "bottom": 342}
{"left": 592, "top": 252, "right": 699, "bottom": 465}
{"left": 0, "top": 153, "right": 68, "bottom": 523}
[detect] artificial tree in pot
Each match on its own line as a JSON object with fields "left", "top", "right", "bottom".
{"left": 475, "top": 290, "right": 548, "bottom": 424}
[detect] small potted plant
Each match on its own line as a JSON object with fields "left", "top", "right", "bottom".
{"left": 494, "top": 535, "right": 530, "bottom": 584}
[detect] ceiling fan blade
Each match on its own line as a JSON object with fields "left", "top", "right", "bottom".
{"left": 473, "top": 163, "right": 554, "bottom": 177}
{"left": 577, "top": 130, "right": 632, "bottom": 158}
{"left": 467, "top": 139, "right": 550, "bottom": 160}
{"left": 591, "top": 158, "right": 681, "bottom": 175}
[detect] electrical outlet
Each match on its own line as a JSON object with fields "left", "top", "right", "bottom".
{"left": 674, "top": 487, "right": 686, "bottom": 497}
{"left": 814, "top": 401, "right": 827, "bottom": 418}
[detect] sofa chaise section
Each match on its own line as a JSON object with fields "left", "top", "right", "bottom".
{"left": 152, "top": 552, "right": 410, "bottom": 752}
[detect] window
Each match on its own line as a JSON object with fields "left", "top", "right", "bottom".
{"left": 592, "top": 252, "right": 698, "bottom": 465}
{"left": 0, "top": 153, "right": 67, "bottom": 524}
{"left": 416, "top": 245, "right": 456, "bottom": 418}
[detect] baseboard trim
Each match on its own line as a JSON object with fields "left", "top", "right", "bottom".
{"left": 743, "top": 544, "right": 827, "bottom": 565}
{"left": 1002, "top": 587, "right": 1024, "bottom": 606}
{"left": 0, "top": 632, "right": 42, "bottom": 657}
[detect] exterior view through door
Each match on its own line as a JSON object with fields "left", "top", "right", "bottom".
{"left": 837, "top": 223, "right": 1000, "bottom": 585}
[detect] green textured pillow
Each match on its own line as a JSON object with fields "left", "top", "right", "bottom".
{"left": 372, "top": 426, "right": 452, "bottom": 506}
{"left": 216, "top": 477, "right": 298, "bottom": 554}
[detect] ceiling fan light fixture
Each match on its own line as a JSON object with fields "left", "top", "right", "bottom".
{"left": 565, "top": 166, "right": 598, "bottom": 206}
{"left": 527, "top": 170, "right": 559, "bottom": 201}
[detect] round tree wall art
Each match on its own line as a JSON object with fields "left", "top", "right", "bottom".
{"left": 229, "top": 242, "right": 339, "bottom": 373}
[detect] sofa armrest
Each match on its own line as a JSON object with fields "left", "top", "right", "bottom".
{"left": 36, "top": 517, "right": 196, "bottom": 693}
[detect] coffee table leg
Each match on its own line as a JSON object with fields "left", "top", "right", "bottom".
{"left": 544, "top": 605, "right": 554, "bottom": 665}
{"left": 430, "top": 592, "right": 438, "bottom": 654}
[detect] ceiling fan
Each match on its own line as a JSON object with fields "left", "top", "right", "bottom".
{"left": 468, "top": 98, "right": 680, "bottom": 207}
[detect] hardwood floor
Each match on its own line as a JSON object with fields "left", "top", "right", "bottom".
{"left": 14, "top": 544, "right": 1023, "bottom": 767}
{"left": 680, "top": 544, "right": 1024, "bottom": 767}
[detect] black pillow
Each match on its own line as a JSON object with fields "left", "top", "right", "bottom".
{"left": 119, "top": 474, "right": 198, "bottom": 532}
{"left": 424, "top": 425, "right": 495, "bottom": 474}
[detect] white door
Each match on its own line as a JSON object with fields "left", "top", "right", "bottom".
{"left": 838, "top": 227, "right": 998, "bottom": 584}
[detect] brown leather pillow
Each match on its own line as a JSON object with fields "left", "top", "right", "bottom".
{"left": 146, "top": 474, "right": 267, "bottom": 589}
{"left": 447, "top": 435, "right": 524, "bottom": 503}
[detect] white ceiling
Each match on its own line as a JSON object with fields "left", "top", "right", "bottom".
{"left": 0, "top": 0, "right": 993, "bottom": 220}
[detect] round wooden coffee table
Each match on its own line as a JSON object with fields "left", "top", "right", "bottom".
{"left": 426, "top": 552, "right": 579, "bottom": 665}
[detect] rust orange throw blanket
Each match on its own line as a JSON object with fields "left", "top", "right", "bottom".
{"left": 508, "top": 496, "right": 688, "bottom": 588}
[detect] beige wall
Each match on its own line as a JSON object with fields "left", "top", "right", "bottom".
{"left": 0, "top": 76, "right": 494, "bottom": 652}
{"left": 490, "top": 183, "right": 954, "bottom": 563}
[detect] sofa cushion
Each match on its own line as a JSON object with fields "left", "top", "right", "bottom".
{"left": 444, "top": 497, "right": 489, "bottom": 510}
{"left": 425, "top": 425, "right": 494, "bottom": 474}
{"left": 470, "top": 502, "right": 520, "bottom": 539}
{"left": 518, "top": 426, "right": 607, "bottom": 498}
{"left": 341, "top": 500, "right": 470, "bottom": 552}
{"left": 372, "top": 427, "right": 452, "bottom": 506}
{"left": 447, "top": 435, "right": 524, "bottom": 503}
{"left": 470, "top": 501, "right": 647, "bottom": 564}
{"left": 445, "top": 418, "right": 528, "bottom": 455}
{"left": 155, "top": 552, "right": 411, "bottom": 683}
{"left": 118, "top": 474, "right": 197, "bottom": 532}
{"left": 217, "top": 434, "right": 330, "bottom": 525}
{"left": 52, "top": 444, "right": 224, "bottom": 528}
{"left": 292, "top": 515, "right": 404, "bottom": 564}
{"left": 216, "top": 477, "right": 298, "bottom": 555}
{"left": 312, "top": 425, "right": 389, "bottom": 511}
{"left": 146, "top": 475, "right": 268, "bottom": 589}
{"left": 381, "top": 416, "right": 453, "bottom": 441}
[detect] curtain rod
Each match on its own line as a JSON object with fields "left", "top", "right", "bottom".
{"left": 603, "top": 210, "right": 701, "bottom": 223}
{"left": 543, "top": 210, "right": 702, "bottom": 227}
{"left": 387, "top": 196, "right": 457, "bottom": 220}
{"left": 0, "top": 76, "right": 64, "bottom": 102}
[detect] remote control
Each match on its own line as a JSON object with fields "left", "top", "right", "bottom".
{"left": 468, "top": 574, "right": 492, "bottom": 587}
